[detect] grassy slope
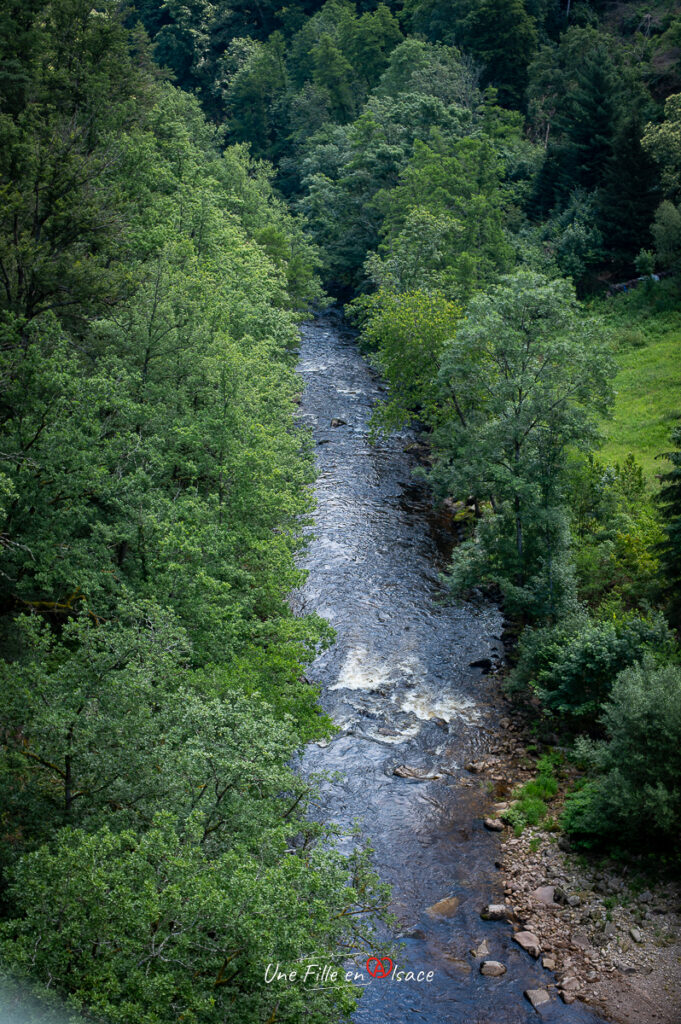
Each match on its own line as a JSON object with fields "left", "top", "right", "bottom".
{"left": 600, "top": 326, "right": 681, "bottom": 483}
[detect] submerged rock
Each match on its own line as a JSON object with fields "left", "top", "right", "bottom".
{"left": 426, "top": 896, "right": 460, "bottom": 918}
{"left": 471, "top": 939, "right": 490, "bottom": 958}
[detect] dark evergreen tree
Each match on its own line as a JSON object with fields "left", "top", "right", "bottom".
{"left": 554, "top": 48, "right": 617, "bottom": 196}
{"left": 312, "top": 31, "right": 356, "bottom": 121}
{"left": 462, "top": 0, "right": 537, "bottom": 107}
{"left": 658, "top": 427, "right": 681, "bottom": 628}
{"left": 597, "top": 112, "right": 659, "bottom": 269}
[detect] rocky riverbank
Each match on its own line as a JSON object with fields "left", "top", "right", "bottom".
{"left": 473, "top": 707, "right": 681, "bottom": 1023}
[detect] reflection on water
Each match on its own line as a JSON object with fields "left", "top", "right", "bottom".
{"left": 293, "top": 316, "right": 606, "bottom": 1024}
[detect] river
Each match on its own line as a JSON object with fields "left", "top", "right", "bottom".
{"left": 293, "top": 316, "right": 607, "bottom": 1024}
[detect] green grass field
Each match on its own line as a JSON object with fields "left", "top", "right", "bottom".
{"left": 600, "top": 327, "right": 681, "bottom": 484}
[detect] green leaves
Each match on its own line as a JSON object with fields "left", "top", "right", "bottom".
{"left": 0, "top": 8, "right": 382, "bottom": 1021}
{"left": 563, "top": 659, "right": 681, "bottom": 853}
{"left": 1, "top": 813, "right": 385, "bottom": 1023}
{"left": 434, "top": 271, "right": 614, "bottom": 619}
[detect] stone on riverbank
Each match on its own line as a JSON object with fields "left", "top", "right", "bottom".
{"left": 514, "top": 930, "right": 541, "bottom": 957}
{"left": 532, "top": 886, "right": 555, "bottom": 905}
{"left": 481, "top": 904, "right": 511, "bottom": 921}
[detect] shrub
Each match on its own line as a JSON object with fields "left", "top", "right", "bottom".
{"left": 508, "top": 610, "right": 674, "bottom": 723}
{"left": 562, "top": 658, "right": 681, "bottom": 853}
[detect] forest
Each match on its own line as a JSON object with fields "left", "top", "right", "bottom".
{"left": 1, "top": 0, "right": 681, "bottom": 1021}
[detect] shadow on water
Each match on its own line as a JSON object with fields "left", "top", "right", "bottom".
{"left": 292, "top": 317, "right": 607, "bottom": 1024}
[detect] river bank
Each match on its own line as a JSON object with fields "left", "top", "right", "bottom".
{"left": 465, "top": 690, "right": 681, "bottom": 1024}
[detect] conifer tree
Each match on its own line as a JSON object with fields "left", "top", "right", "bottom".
{"left": 658, "top": 427, "right": 681, "bottom": 628}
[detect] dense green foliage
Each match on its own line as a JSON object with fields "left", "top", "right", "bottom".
{"left": 563, "top": 659, "right": 681, "bottom": 853}
{"left": 0, "top": 1, "right": 389, "bottom": 1020}
{"left": 658, "top": 427, "right": 681, "bottom": 629}
{"left": 509, "top": 610, "right": 673, "bottom": 721}
{"left": 3, "top": 0, "right": 681, "bottom": 1011}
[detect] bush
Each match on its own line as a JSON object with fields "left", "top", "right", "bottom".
{"left": 562, "top": 659, "right": 681, "bottom": 852}
{"left": 508, "top": 610, "right": 673, "bottom": 723}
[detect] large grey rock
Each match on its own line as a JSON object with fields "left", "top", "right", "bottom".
{"left": 525, "top": 988, "right": 551, "bottom": 1011}
{"left": 484, "top": 817, "right": 504, "bottom": 832}
{"left": 532, "top": 886, "right": 555, "bottom": 905}
{"left": 393, "top": 764, "right": 442, "bottom": 781}
{"left": 514, "top": 931, "right": 542, "bottom": 957}
{"left": 480, "top": 960, "right": 507, "bottom": 977}
{"left": 559, "top": 976, "right": 581, "bottom": 1004}
{"left": 629, "top": 926, "right": 643, "bottom": 943}
{"left": 571, "top": 930, "right": 591, "bottom": 950}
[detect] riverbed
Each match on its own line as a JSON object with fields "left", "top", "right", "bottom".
{"left": 293, "top": 316, "right": 607, "bottom": 1024}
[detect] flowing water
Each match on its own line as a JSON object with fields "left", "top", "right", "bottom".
{"left": 293, "top": 316, "right": 606, "bottom": 1024}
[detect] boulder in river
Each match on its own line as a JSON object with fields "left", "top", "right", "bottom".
{"left": 469, "top": 658, "right": 493, "bottom": 671}
{"left": 330, "top": 418, "right": 346, "bottom": 427}
{"left": 393, "top": 764, "right": 443, "bottom": 781}
{"left": 514, "top": 931, "right": 542, "bottom": 957}
{"left": 525, "top": 988, "right": 551, "bottom": 1011}
{"left": 471, "top": 939, "right": 490, "bottom": 958}
{"left": 480, "top": 960, "right": 506, "bottom": 977}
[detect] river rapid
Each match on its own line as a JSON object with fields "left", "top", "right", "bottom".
{"left": 292, "top": 316, "right": 606, "bottom": 1024}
